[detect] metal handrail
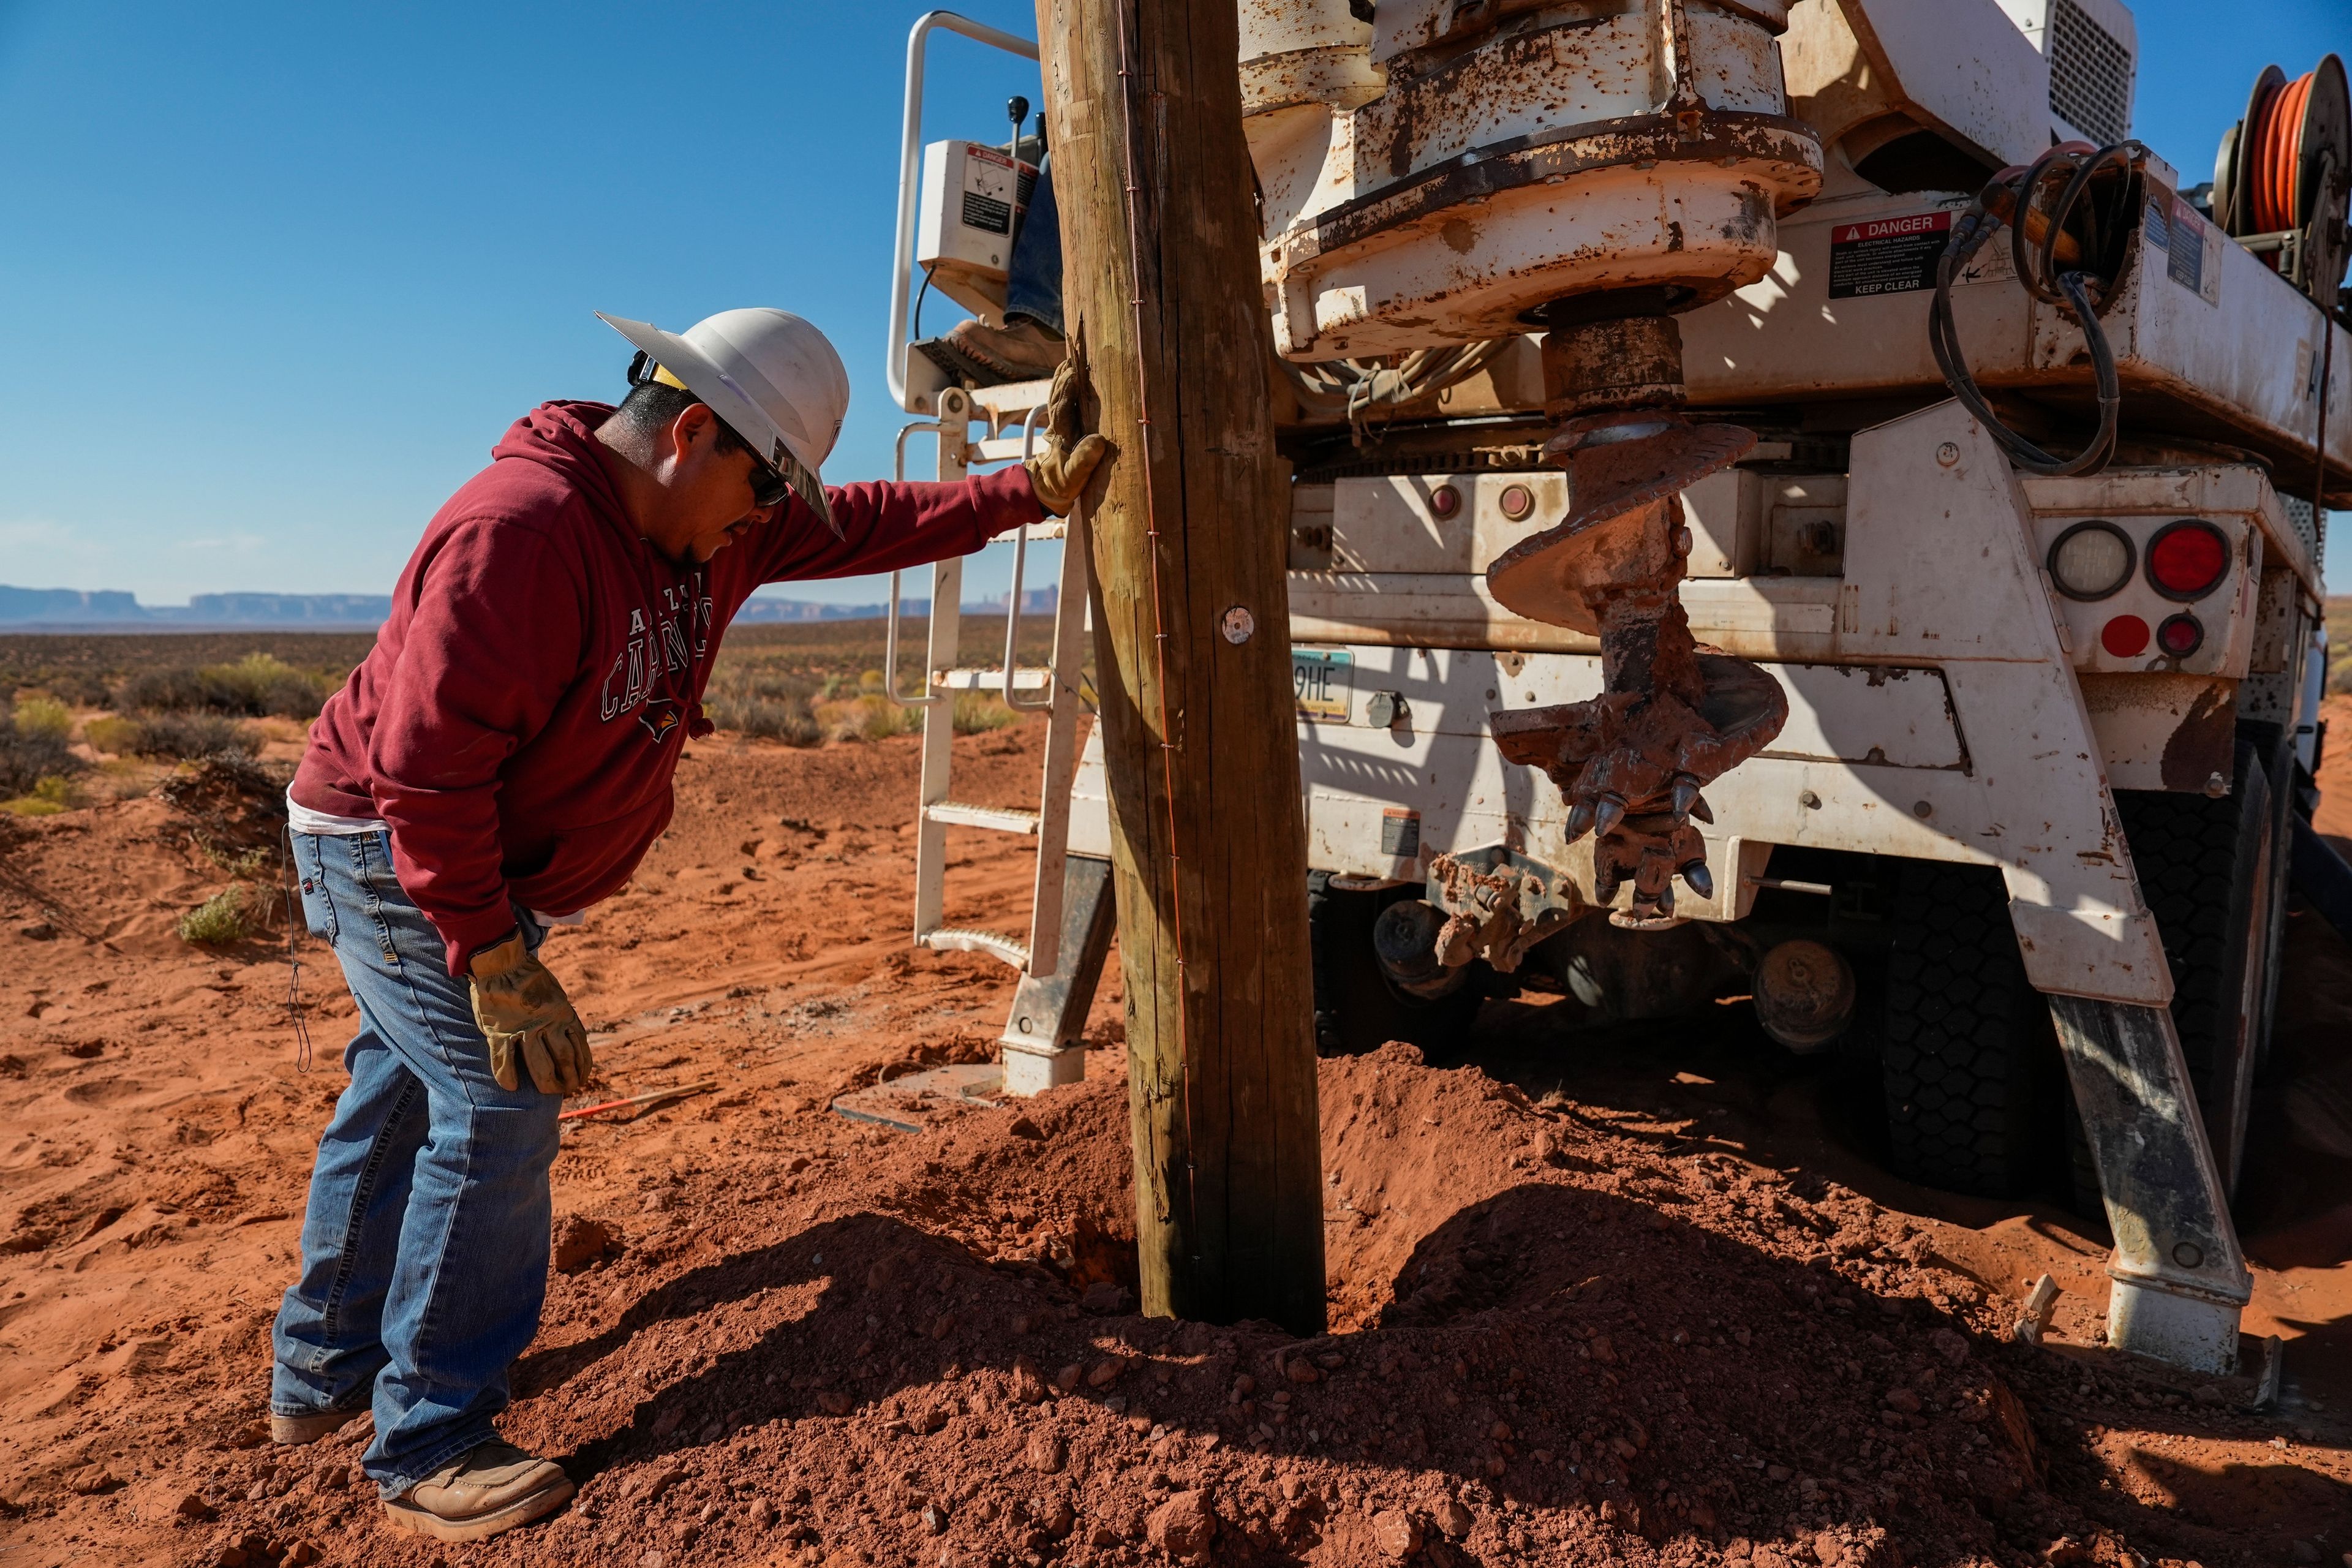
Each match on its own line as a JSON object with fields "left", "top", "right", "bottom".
{"left": 888, "top": 10, "right": 1041, "bottom": 413}
{"left": 1002, "top": 405, "right": 1055, "bottom": 712}
{"left": 886, "top": 420, "right": 947, "bottom": 707}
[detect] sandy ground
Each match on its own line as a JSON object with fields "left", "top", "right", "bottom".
{"left": 0, "top": 712, "right": 2346, "bottom": 1568}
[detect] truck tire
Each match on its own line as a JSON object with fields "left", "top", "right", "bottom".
{"left": 1307, "top": 872, "right": 1483, "bottom": 1057}
{"left": 2109, "top": 741, "right": 2277, "bottom": 1199}
{"left": 1881, "top": 860, "right": 2063, "bottom": 1197}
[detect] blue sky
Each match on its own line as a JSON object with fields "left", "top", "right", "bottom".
{"left": 0, "top": 0, "right": 2345, "bottom": 605}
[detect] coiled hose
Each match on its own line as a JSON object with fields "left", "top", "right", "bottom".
{"left": 1929, "top": 141, "right": 2143, "bottom": 477}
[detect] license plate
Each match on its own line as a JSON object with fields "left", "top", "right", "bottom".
{"left": 1292, "top": 649, "right": 1354, "bottom": 722}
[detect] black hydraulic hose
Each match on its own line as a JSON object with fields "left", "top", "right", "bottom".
{"left": 1930, "top": 142, "right": 2143, "bottom": 477}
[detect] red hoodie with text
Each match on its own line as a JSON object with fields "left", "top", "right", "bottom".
{"left": 291, "top": 400, "right": 1042, "bottom": 973}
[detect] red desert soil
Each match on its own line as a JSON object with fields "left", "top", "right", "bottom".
{"left": 2, "top": 717, "right": 2348, "bottom": 1568}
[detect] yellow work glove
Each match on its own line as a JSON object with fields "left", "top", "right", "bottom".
{"left": 467, "top": 932, "right": 594, "bottom": 1096}
{"left": 1022, "top": 351, "right": 1110, "bottom": 516}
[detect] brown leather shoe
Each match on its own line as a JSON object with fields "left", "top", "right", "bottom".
{"left": 943, "top": 315, "right": 1066, "bottom": 382}
{"left": 382, "top": 1441, "right": 573, "bottom": 1543}
{"left": 270, "top": 1407, "right": 367, "bottom": 1446}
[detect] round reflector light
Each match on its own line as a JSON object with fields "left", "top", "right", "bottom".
{"left": 2047, "top": 521, "right": 2135, "bottom": 600}
{"left": 2146, "top": 519, "right": 2229, "bottom": 600}
{"left": 2101, "top": 614, "right": 2150, "bottom": 657}
{"left": 2156, "top": 613, "right": 2204, "bottom": 657}
{"left": 1430, "top": 484, "right": 1461, "bottom": 518}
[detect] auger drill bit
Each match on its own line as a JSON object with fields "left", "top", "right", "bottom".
{"left": 1486, "top": 313, "right": 1789, "bottom": 924}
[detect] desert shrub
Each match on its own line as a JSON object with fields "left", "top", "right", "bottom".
{"left": 116, "top": 666, "right": 208, "bottom": 712}
{"left": 178, "top": 886, "right": 257, "bottom": 944}
{"left": 202, "top": 654, "right": 328, "bottom": 718}
{"left": 0, "top": 701, "right": 84, "bottom": 795}
{"left": 13, "top": 696, "right": 71, "bottom": 739}
{"left": 83, "top": 715, "right": 139, "bottom": 754}
{"left": 721, "top": 695, "right": 823, "bottom": 745}
{"left": 118, "top": 654, "right": 326, "bottom": 718}
{"left": 951, "top": 692, "right": 1019, "bottom": 734}
{"left": 1, "top": 776, "right": 78, "bottom": 817}
{"left": 816, "top": 693, "right": 924, "bottom": 743}
{"left": 44, "top": 673, "right": 113, "bottom": 707}
{"left": 159, "top": 755, "right": 290, "bottom": 865}
{"left": 119, "top": 712, "right": 260, "bottom": 761}
{"left": 703, "top": 665, "right": 824, "bottom": 746}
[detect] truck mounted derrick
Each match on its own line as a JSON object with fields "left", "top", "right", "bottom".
{"left": 879, "top": 0, "right": 2351, "bottom": 1375}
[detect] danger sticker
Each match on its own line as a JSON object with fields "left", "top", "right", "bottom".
{"left": 1827, "top": 210, "right": 1953, "bottom": 299}
{"left": 1381, "top": 809, "right": 1422, "bottom": 859}
{"left": 960, "top": 145, "right": 1018, "bottom": 236}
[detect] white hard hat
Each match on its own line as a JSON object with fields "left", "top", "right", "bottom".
{"left": 598, "top": 307, "right": 851, "bottom": 534}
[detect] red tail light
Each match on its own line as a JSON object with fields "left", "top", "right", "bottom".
{"left": 2100, "top": 614, "right": 2150, "bottom": 657}
{"left": 2157, "top": 614, "right": 2204, "bottom": 657}
{"left": 2146, "top": 520, "right": 2228, "bottom": 600}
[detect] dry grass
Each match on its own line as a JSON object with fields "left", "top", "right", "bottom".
{"left": 111, "top": 712, "right": 261, "bottom": 761}
{"left": 1, "top": 696, "right": 85, "bottom": 803}
{"left": 705, "top": 616, "right": 1058, "bottom": 745}
{"left": 0, "top": 619, "right": 1062, "bottom": 766}
{"left": 0, "top": 631, "right": 374, "bottom": 707}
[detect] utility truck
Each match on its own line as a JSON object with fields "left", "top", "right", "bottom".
{"left": 875, "top": 0, "right": 2350, "bottom": 1375}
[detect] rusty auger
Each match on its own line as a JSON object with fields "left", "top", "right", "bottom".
{"left": 1485, "top": 311, "right": 1789, "bottom": 925}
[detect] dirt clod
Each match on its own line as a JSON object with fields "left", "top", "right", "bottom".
{"left": 1370, "top": 1506, "right": 1422, "bottom": 1557}
{"left": 551, "top": 1215, "right": 620, "bottom": 1273}
{"left": 1146, "top": 1488, "right": 1217, "bottom": 1561}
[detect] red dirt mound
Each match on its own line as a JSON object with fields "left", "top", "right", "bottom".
{"left": 98, "top": 1046, "right": 2326, "bottom": 1568}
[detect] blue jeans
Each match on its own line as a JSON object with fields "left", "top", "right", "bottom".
{"left": 271, "top": 829, "right": 559, "bottom": 1499}
{"left": 1004, "top": 154, "right": 1063, "bottom": 336}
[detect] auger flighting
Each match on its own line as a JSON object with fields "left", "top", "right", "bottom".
{"left": 1489, "top": 313, "right": 1790, "bottom": 924}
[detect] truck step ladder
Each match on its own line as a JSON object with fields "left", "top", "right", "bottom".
{"left": 889, "top": 380, "right": 1117, "bottom": 1096}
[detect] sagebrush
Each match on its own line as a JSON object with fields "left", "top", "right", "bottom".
{"left": 118, "top": 652, "right": 328, "bottom": 719}
{"left": 116, "top": 712, "right": 260, "bottom": 761}
{"left": 1, "top": 698, "right": 85, "bottom": 796}
{"left": 178, "top": 885, "right": 258, "bottom": 944}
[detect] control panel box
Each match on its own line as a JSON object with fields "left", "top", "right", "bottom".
{"left": 916, "top": 140, "right": 1037, "bottom": 320}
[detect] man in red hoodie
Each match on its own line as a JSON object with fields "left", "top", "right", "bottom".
{"left": 268, "top": 308, "right": 1102, "bottom": 1542}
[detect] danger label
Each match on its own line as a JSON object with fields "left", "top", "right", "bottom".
{"left": 1381, "top": 809, "right": 1422, "bottom": 859}
{"left": 1828, "top": 210, "right": 1953, "bottom": 299}
{"left": 959, "top": 145, "right": 1017, "bottom": 235}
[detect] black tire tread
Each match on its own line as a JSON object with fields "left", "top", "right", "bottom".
{"left": 2105, "top": 739, "right": 2275, "bottom": 1201}
{"left": 2113, "top": 756, "right": 2258, "bottom": 1107}
{"left": 1882, "top": 861, "right": 2054, "bottom": 1197}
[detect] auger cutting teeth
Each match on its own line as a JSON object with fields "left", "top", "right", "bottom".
{"left": 1592, "top": 794, "right": 1628, "bottom": 839}
{"left": 1485, "top": 407, "right": 1789, "bottom": 925}
{"left": 1671, "top": 774, "right": 1705, "bottom": 821}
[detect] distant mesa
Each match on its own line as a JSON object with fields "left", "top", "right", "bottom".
{"left": 0, "top": 584, "right": 1058, "bottom": 630}
{"left": 733, "top": 587, "right": 1057, "bottom": 624}
{"left": 0, "top": 585, "right": 392, "bottom": 628}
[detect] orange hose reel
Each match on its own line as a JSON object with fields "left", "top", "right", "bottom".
{"left": 2245, "top": 69, "right": 2315, "bottom": 236}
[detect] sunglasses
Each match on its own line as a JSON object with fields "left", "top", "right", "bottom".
{"left": 741, "top": 450, "right": 792, "bottom": 511}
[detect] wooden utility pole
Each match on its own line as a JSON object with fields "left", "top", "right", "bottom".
{"left": 1035, "top": 0, "right": 1325, "bottom": 1334}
